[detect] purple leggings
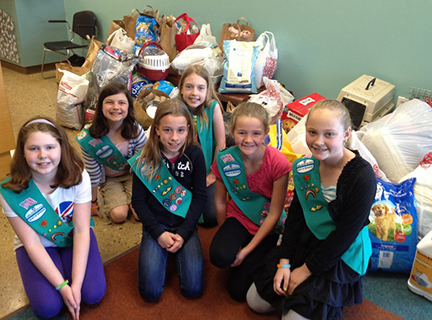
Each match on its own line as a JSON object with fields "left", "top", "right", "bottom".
{"left": 15, "top": 229, "right": 106, "bottom": 318}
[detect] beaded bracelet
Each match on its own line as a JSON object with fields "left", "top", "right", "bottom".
{"left": 91, "top": 199, "right": 98, "bottom": 203}
{"left": 91, "top": 204, "right": 99, "bottom": 210}
{"left": 56, "top": 279, "right": 69, "bottom": 291}
{"left": 277, "top": 263, "right": 291, "bottom": 269}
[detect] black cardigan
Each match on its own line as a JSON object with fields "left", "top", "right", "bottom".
{"left": 279, "top": 152, "right": 377, "bottom": 275}
{"left": 132, "top": 145, "right": 207, "bottom": 242}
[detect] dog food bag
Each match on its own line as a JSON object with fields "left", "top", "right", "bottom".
{"left": 368, "top": 177, "right": 418, "bottom": 273}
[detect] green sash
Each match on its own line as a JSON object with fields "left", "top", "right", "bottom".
{"left": 216, "top": 147, "right": 286, "bottom": 234}
{"left": 193, "top": 100, "right": 217, "bottom": 174}
{"left": 128, "top": 153, "right": 192, "bottom": 218}
{"left": 75, "top": 126, "right": 128, "bottom": 171}
{"left": 0, "top": 177, "right": 74, "bottom": 247}
{"left": 293, "top": 156, "right": 372, "bottom": 275}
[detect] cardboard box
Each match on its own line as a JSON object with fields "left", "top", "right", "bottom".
{"left": 281, "top": 92, "right": 326, "bottom": 132}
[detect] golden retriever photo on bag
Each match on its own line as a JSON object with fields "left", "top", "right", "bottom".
{"left": 371, "top": 203, "right": 397, "bottom": 241}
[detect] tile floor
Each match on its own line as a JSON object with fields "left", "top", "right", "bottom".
{"left": 0, "top": 66, "right": 142, "bottom": 319}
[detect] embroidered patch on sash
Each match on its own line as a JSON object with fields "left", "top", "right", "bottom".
{"left": 25, "top": 204, "right": 46, "bottom": 222}
{"left": 221, "top": 154, "right": 235, "bottom": 163}
{"left": 296, "top": 158, "right": 315, "bottom": 174}
{"left": 19, "top": 197, "right": 37, "bottom": 209}
{"left": 88, "top": 138, "right": 102, "bottom": 147}
{"left": 95, "top": 145, "right": 113, "bottom": 158}
{"left": 222, "top": 163, "right": 241, "bottom": 177}
{"left": 76, "top": 130, "right": 88, "bottom": 140}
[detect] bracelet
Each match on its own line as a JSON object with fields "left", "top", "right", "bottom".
{"left": 91, "top": 199, "right": 98, "bottom": 203}
{"left": 91, "top": 204, "right": 99, "bottom": 210}
{"left": 55, "top": 279, "right": 69, "bottom": 291}
{"left": 277, "top": 263, "right": 291, "bottom": 269}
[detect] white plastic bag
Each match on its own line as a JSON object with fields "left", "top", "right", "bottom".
{"left": 254, "top": 31, "right": 278, "bottom": 89}
{"left": 171, "top": 47, "right": 213, "bottom": 70}
{"left": 286, "top": 115, "right": 310, "bottom": 155}
{"left": 347, "top": 131, "right": 390, "bottom": 182}
{"left": 107, "top": 28, "right": 135, "bottom": 54}
{"left": 171, "top": 43, "right": 223, "bottom": 77}
{"left": 249, "top": 77, "right": 294, "bottom": 121}
{"left": 193, "top": 24, "right": 217, "bottom": 45}
{"left": 357, "top": 99, "right": 432, "bottom": 182}
{"left": 56, "top": 69, "right": 89, "bottom": 130}
{"left": 399, "top": 153, "right": 432, "bottom": 240}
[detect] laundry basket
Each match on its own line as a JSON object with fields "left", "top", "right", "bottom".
{"left": 137, "top": 41, "right": 170, "bottom": 81}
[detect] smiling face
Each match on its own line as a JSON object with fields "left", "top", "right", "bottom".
{"left": 155, "top": 115, "right": 190, "bottom": 159}
{"left": 180, "top": 73, "right": 208, "bottom": 110}
{"left": 305, "top": 109, "right": 351, "bottom": 163}
{"left": 102, "top": 92, "right": 129, "bottom": 124}
{"left": 24, "top": 131, "right": 61, "bottom": 179}
{"left": 231, "top": 115, "right": 268, "bottom": 158}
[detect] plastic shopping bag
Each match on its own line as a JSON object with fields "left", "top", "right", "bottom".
{"left": 107, "top": 28, "right": 135, "bottom": 54}
{"left": 357, "top": 99, "right": 432, "bottom": 182}
{"left": 85, "top": 45, "right": 139, "bottom": 110}
{"left": 399, "top": 153, "right": 432, "bottom": 240}
{"left": 194, "top": 24, "right": 217, "bottom": 45}
{"left": 254, "top": 31, "right": 278, "bottom": 88}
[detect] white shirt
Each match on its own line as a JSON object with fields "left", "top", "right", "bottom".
{"left": 1, "top": 170, "right": 92, "bottom": 250}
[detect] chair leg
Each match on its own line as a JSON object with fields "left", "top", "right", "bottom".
{"left": 41, "top": 48, "right": 55, "bottom": 79}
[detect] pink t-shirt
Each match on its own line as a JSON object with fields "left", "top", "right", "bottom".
{"left": 211, "top": 146, "right": 291, "bottom": 234}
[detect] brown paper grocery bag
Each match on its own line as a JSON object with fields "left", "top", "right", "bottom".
{"left": 55, "top": 60, "right": 90, "bottom": 83}
{"left": 123, "top": 6, "right": 160, "bottom": 39}
{"left": 159, "top": 16, "right": 177, "bottom": 61}
{"left": 219, "top": 17, "right": 255, "bottom": 54}
{"left": 82, "top": 36, "right": 103, "bottom": 69}
{"left": 106, "top": 20, "right": 125, "bottom": 41}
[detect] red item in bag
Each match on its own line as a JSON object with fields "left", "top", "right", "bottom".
{"left": 174, "top": 13, "right": 200, "bottom": 52}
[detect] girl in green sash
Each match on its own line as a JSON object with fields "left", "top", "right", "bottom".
{"left": 131, "top": 100, "right": 207, "bottom": 301}
{"left": 247, "top": 100, "right": 377, "bottom": 320}
{"left": 0, "top": 118, "right": 105, "bottom": 319}
{"left": 179, "top": 65, "right": 226, "bottom": 226}
{"left": 76, "top": 83, "right": 146, "bottom": 223}
{"left": 209, "top": 102, "right": 291, "bottom": 302}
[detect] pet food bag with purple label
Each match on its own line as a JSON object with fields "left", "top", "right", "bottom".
{"left": 368, "top": 177, "right": 417, "bottom": 273}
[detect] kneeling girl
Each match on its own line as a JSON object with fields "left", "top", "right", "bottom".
{"left": 130, "top": 100, "right": 207, "bottom": 301}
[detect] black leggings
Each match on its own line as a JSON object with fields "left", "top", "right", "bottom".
{"left": 209, "top": 217, "right": 279, "bottom": 301}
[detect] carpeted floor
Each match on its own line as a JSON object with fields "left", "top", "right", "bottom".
{"left": 77, "top": 226, "right": 404, "bottom": 320}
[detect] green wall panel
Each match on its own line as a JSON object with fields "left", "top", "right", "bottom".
{"left": 64, "top": 0, "right": 432, "bottom": 102}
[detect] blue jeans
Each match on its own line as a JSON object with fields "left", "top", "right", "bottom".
{"left": 138, "top": 226, "right": 204, "bottom": 301}
{"left": 201, "top": 182, "right": 217, "bottom": 227}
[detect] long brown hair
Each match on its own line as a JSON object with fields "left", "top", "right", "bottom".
{"left": 178, "top": 64, "right": 221, "bottom": 131}
{"left": 137, "top": 100, "right": 194, "bottom": 179}
{"left": 89, "top": 82, "right": 138, "bottom": 139}
{"left": 2, "top": 117, "right": 84, "bottom": 192}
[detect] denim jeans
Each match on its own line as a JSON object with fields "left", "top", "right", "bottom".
{"left": 138, "top": 226, "right": 204, "bottom": 302}
{"left": 201, "top": 182, "right": 217, "bottom": 227}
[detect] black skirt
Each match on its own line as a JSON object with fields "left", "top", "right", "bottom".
{"left": 250, "top": 232, "right": 364, "bottom": 320}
